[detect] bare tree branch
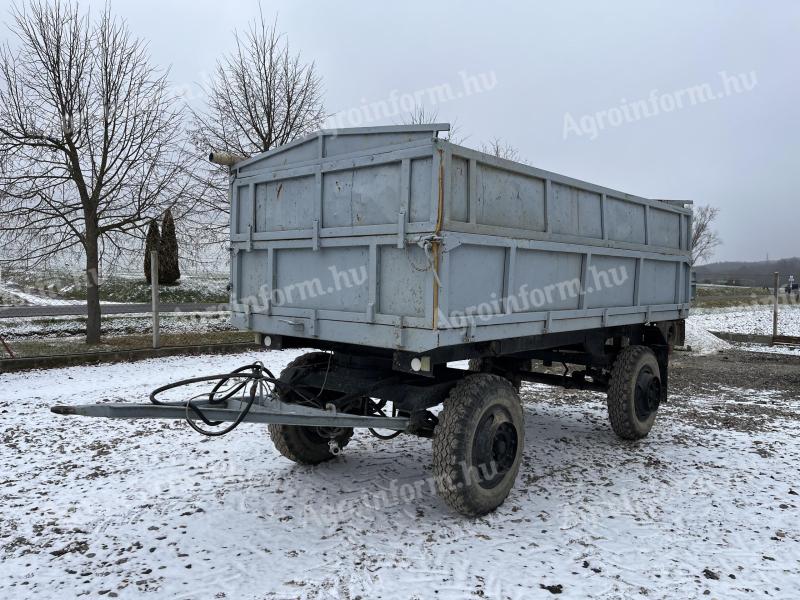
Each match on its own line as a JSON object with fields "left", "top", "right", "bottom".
{"left": 690, "top": 204, "right": 722, "bottom": 265}
{"left": 0, "top": 0, "right": 195, "bottom": 343}
{"left": 401, "top": 105, "right": 466, "bottom": 145}
{"left": 188, "top": 7, "right": 325, "bottom": 238}
{"left": 480, "top": 137, "right": 524, "bottom": 162}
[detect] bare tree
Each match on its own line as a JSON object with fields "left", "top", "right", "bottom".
{"left": 481, "top": 137, "right": 522, "bottom": 162}
{"left": 0, "top": 1, "right": 192, "bottom": 343}
{"left": 190, "top": 9, "right": 325, "bottom": 229}
{"left": 402, "top": 105, "right": 465, "bottom": 144}
{"left": 690, "top": 204, "right": 722, "bottom": 265}
{"left": 403, "top": 110, "right": 523, "bottom": 163}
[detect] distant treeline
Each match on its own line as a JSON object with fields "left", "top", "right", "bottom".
{"left": 694, "top": 257, "right": 800, "bottom": 287}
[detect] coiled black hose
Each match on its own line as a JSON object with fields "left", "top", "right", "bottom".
{"left": 149, "top": 363, "right": 279, "bottom": 436}
{"left": 149, "top": 360, "right": 405, "bottom": 440}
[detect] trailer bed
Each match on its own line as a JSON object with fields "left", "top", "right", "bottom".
{"left": 228, "top": 124, "right": 691, "bottom": 354}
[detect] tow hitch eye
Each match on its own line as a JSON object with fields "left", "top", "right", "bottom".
{"left": 328, "top": 440, "right": 342, "bottom": 456}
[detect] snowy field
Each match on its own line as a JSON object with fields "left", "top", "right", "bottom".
{"left": 736, "top": 343, "right": 800, "bottom": 357}
{"left": 0, "top": 273, "right": 228, "bottom": 308}
{"left": 0, "top": 281, "right": 79, "bottom": 307}
{"left": 2, "top": 351, "right": 799, "bottom": 599}
{"left": 690, "top": 304, "right": 800, "bottom": 338}
{"left": 3, "top": 312, "right": 234, "bottom": 341}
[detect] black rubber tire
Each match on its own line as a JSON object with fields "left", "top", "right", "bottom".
{"left": 467, "top": 358, "right": 483, "bottom": 372}
{"left": 467, "top": 358, "right": 521, "bottom": 392}
{"left": 432, "top": 373, "right": 525, "bottom": 517}
{"left": 607, "top": 345, "right": 662, "bottom": 440}
{"left": 268, "top": 352, "right": 353, "bottom": 465}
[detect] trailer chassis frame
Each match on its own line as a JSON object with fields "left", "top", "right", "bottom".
{"left": 51, "top": 321, "right": 678, "bottom": 438}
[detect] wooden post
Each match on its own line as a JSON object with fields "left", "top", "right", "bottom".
{"left": 151, "top": 250, "right": 160, "bottom": 349}
{"left": 772, "top": 271, "right": 779, "bottom": 345}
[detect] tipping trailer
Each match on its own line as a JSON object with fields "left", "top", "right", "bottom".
{"left": 55, "top": 124, "right": 691, "bottom": 516}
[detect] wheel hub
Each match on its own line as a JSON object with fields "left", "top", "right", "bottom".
{"left": 634, "top": 367, "right": 661, "bottom": 421}
{"left": 472, "top": 408, "right": 519, "bottom": 489}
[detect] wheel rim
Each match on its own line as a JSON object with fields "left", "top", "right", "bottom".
{"left": 472, "top": 406, "right": 519, "bottom": 489}
{"left": 634, "top": 366, "right": 661, "bottom": 421}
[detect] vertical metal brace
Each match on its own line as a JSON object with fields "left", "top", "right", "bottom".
{"left": 468, "top": 158, "right": 478, "bottom": 224}
{"left": 400, "top": 157, "right": 411, "bottom": 219}
{"left": 245, "top": 302, "right": 253, "bottom": 329}
{"left": 464, "top": 317, "right": 476, "bottom": 342}
{"left": 543, "top": 311, "right": 553, "bottom": 334}
{"left": 367, "top": 243, "right": 377, "bottom": 323}
{"left": 308, "top": 309, "right": 318, "bottom": 337}
{"left": 397, "top": 211, "right": 406, "bottom": 248}
{"left": 313, "top": 165, "right": 322, "bottom": 251}
{"left": 600, "top": 194, "right": 608, "bottom": 240}
{"left": 247, "top": 224, "right": 253, "bottom": 251}
{"left": 684, "top": 214, "right": 691, "bottom": 251}
{"left": 602, "top": 308, "right": 609, "bottom": 327}
{"left": 394, "top": 316, "right": 405, "bottom": 348}
{"left": 265, "top": 247, "right": 274, "bottom": 315}
{"left": 578, "top": 252, "right": 591, "bottom": 310}
{"left": 544, "top": 179, "right": 552, "bottom": 233}
{"left": 504, "top": 246, "right": 516, "bottom": 314}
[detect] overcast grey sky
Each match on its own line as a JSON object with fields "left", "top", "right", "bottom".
{"left": 2, "top": 0, "right": 797, "bottom": 263}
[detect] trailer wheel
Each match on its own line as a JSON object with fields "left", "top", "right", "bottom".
{"left": 432, "top": 374, "right": 524, "bottom": 517}
{"left": 607, "top": 345, "right": 662, "bottom": 440}
{"left": 268, "top": 352, "right": 353, "bottom": 465}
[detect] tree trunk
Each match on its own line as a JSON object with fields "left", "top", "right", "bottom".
{"left": 85, "top": 232, "right": 102, "bottom": 344}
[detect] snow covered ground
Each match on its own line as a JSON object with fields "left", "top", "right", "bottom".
{"left": 736, "top": 343, "right": 800, "bottom": 357}
{"left": 0, "top": 281, "right": 79, "bottom": 307}
{"left": 690, "top": 305, "right": 800, "bottom": 338}
{"left": 3, "top": 312, "right": 234, "bottom": 340}
{"left": 1, "top": 273, "right": 228, "bottom": 308}
{"left": 687, "top": 305, "right": 800, "bottom": 356}
{"left": 2, "top": 351, "right": 798, "bottom": 599}
{"left": 683, "top": 318, "right": 731, "bottom": 354}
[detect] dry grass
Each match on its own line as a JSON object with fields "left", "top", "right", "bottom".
{"left": 4, "top": 331, "right": 253, "bottom": 358}
{"left": 694, "top": 285, "right": 792, "bottom": 308}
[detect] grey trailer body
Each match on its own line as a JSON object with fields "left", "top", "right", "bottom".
{"left": 229, "top": 124, "right": 691, "bottom": 355}
{"left": 53, "top": 123, "right": 690, "bottom": 517}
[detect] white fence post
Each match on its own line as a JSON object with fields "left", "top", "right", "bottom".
{"left": 772, "top": 271, "right": 779, "bottom": 345}
{"left": 151, "top": 250, "right": 160, "bottom": 349}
